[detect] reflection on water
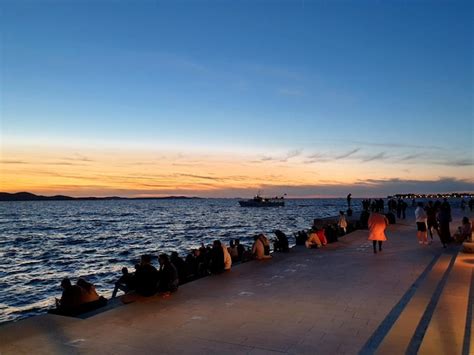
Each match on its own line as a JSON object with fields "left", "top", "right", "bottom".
{"left": 0, "top": 198, "right": 358, "bottom": 323}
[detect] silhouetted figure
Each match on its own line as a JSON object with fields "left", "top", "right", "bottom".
{"left": 401, "top": 200, "right": 407, "bottom": 219}
{"left": 368, "top": 210, "right": 388, "bottom": 254}
{"left": 295, "top": 230, "right": 308, "bottom": 245}
{"left": 112, "top": 267, "right": 135, "bottom": 298}
{"left": 55, "top": 277, "right": 82, "bottom": 313}
{"left": 347, "top": 193, "right": 352, "bottom": 208}
{"left": 209, "top": 240, "right": 225, "bottom": 274}
{"left": 325, "top": 224, "right": 338, "bottom": 243}
{"left": 171, "top": 252, "right": 187, "bottom": 285}
{"left": 273, "top": 230, "right": 289, "bottom": 252}
{"left": 157, "top": 253, "right": 179, "bottom": 293}
{"left": 359, "top": 210, "right": 370, "bottom": 229}
{"left": 134, "top": 254, "right": 159, "bottom": 296}
{"left": 469, "top": 198, "right": 474, "bottom": 212}
{"left": 193, "top": 248, "right": 209, "bottom": 277}
{"left": 185, "top": 252, "right": 198, "bottom": 280}
{"left": 438, "top": 206, "right": 452, "bottom": 248}
{"left": 425, "top": 201, "right": 438, "bottom": 241}
{"left": 235, "top": 239, "right": 245, "bottom": 261}
{"left": 228, "top": 240, "right": 239, "bottom": 261}
{"left": 396, "top": 199, "right": 402, "bottom": 219}
{"left": 441, "top": 198, "right": 452, "bottom": 222}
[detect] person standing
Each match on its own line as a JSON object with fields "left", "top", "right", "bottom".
{"left": 415, "top": 202, "right": 428, "bottom": 245}
{"left": 347, "top": 193, "right": 352, "bottom": 209}
{"left": 396, "top": 199, "right": 402, "bottom": 219}
{"left": 368, "top": 209, "right": 389, "bottom": 254}
{"left": 437, "top": 206, "right": 451, "bottom": 248}
{"left": 425, "top": 201, "right": 438, "bottom": 241}
{"left": 401, "top": 200, "right": 408, "bottom": 219}
{"left": 338, "top": 211, "right": 348, "bottom": 235}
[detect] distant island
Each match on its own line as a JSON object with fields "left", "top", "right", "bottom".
{"left": 0, "top": 192, "right": 202, "bottom": 201}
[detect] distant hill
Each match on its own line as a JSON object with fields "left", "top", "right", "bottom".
{"left": 0, "top": 192, "right": 201, "bottom": 201}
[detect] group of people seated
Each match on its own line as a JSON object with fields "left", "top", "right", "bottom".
{"left": 51, "top": 228, "right": 319, "bottom": 316}
{"left": 50, "top": 277, "right": 107, "bottom": 316}
{"left": 112, "top": 253, "right": 180, "bottom": 298}
{"left": 295, "top": 216, "right": 348, "bottom": 247}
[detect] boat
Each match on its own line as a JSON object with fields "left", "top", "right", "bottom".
{"left": 238, "top": 194, "right": 285, "bottom": 207}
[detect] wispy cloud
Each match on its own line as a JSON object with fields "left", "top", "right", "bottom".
{"left": 440, "top": 158, "right": 474, "bottom": 167}
{"left": 334, "top": 148, "right": 360, "bottom": 160}
{"left": 361, "top": 152, "right": 386, "bottom": 162}
{"left": 0, "top": 159, "right": 28, "bottom": 164}
{"left": 62, "top": 153, "right": 94, "bottom": 162}
{"left": 280, "top": 149, "right": 302, "bottom": 162}
{"left": 348, "top": 140, "right": 442, "bottom": 150}
{"left": 397, "top": 153, "right": 422, "bottom": 161}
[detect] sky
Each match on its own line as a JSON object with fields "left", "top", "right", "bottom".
{"left": 0, "top": 0, "right": 473, "bottom": 197}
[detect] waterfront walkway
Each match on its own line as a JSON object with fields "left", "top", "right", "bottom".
{"left": 1, "top": 211, "right": 472, "bottom": 354}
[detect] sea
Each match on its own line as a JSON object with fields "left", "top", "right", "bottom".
{"left": 0, "top": 198, "right": 362, "bottom": 324}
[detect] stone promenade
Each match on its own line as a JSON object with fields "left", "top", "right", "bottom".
{"left": 1, "top": 210, "right": 472, "bottom": 354}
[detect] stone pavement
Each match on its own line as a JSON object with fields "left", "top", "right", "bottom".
{"left": 1, "top": 209, "right": 472, "bottom": 354}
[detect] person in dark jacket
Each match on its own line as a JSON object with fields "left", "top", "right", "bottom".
{"left": 437, "top": 206, "right": 452, "bottom": 248}
{"left": 273, "top": 230, "right": 289, "bottom": 252}
{"left": 157, "top": 253, "right": 179, "bottom": 293}
{"left": 170, "top": 251, "right": 187, "bottom": 285}
{"left": 134, "top": 254, "right": 159, "bottom": 296}
{"left": 235, "top": 239, "right": 245, "bottom": 261}
{"left": 209, "top": 240, "right": 225, "bottom": 274}
{"left": 55, "top": 277, "right": 82, "bottom": 313}
{"left": 425, "top": 201, "right": 438, "bottom": 241}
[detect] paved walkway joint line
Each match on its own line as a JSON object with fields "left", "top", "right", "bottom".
{"left": 359, "top": 253, "right": 443, "bottom": 355}
{"left": 406, "top": 252, "right": 458, "bottom": 354}
{"left": 462, "top": 268, "right": 474, "bottom": 355}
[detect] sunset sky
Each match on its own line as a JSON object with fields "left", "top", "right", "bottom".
{"left": 1, "top": 0, "right": 473, "bottom": 197}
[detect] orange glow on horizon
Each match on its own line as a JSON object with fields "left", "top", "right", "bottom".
{"left": 1, "top": 144, "right": 472, "bottom": 198}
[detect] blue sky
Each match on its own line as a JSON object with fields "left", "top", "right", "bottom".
{"left": 1, "top": 0, "right": 473, "bottom": 197}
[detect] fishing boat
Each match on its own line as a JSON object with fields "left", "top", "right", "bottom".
{"left": 238, "top": 194, "right": 285, "bottom": 207}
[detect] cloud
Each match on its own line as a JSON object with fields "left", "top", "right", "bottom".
{"left": 0, "top": 160, "right": 28, "bottom": 164}
{"left": 348, "top": 140, "right": 443, "bottom": 150}
{"left": 440, "top": 158, "right": 474, "bottom": 167}
{"left": 62, "top": 153, "right": 94, "bottom": 162}
{"left": 398, "top": 154, "right": 422, "bottom": 161}
{"left": 361, "top": 152, "right": 386, "bottom": 162}
{"left": 334, "top": 148, "right": 360, "bottom": 160}
{"left": 176, "top": 173, "right": 222, "bottom": 181}
{"left": 232, "top": 177, "right": 474, "bottom": 198}
{"left": 253, "top": 149, "right": 303, "bottom": 163}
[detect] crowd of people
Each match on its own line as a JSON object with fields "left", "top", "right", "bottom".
{"left": 413, "top": 198, "right": 472, "bottom": 248}
{"left": 52, "top": 197, "right": 472, "bottom": 316}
